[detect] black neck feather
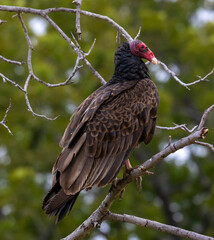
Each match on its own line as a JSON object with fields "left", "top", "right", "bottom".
{"left": 107, "top": 42, "right": 150, "bottom": 85}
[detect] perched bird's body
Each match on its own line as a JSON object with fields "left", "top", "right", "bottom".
{"left": 43, "top": 40, "right": 159, "bottom": 222}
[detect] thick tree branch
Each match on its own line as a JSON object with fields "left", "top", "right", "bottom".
{"left": 61, "top": 105, "right": 214, "bottom": 240}
{"left": 106, "top": 212, "right": 214, "bottom": 240}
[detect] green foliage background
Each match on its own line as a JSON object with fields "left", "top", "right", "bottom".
{"left": 0, "top": 0, "right": 214, "bottom": 239}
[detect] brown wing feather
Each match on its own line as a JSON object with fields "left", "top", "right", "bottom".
{"left": 51, "top": 80, "right": 139, "bottom": 192}
{"left": 59, "top": 81, "right": 138, "bottom": 148}
{"left": 75, "top": 79, "right": 158, "bottom": 189}
{"left": 43, "top": 78, "right": 159, "bottom": 220}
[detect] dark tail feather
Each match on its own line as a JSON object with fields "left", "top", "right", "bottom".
{"left": 55, "top": 192, "right": 79, "bottom": 223}
{"left": 42, "top": 182, "right": 80, "bottom": 223}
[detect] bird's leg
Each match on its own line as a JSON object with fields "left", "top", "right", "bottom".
{"left": 124, "top": 159, "right": 142, "bottom": 192}
{"left": 125, "top": 158, "right": 132, "bottom": 172}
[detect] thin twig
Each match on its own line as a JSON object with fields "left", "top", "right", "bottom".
{"left": 72, "top": 0, "right": 83, "bottom": 40}
{"left": 23, "top": 75, "right": 59, "bottom": 120}
{"left": 0, "top": 6, "right": 133, "bottom": 41}
{"left": 18, "top": 14, "right": 33, "bottom": 73}
{"left": 160, "top": 62, "right": 214, "bottom": 90}
{"left": 116, "top": 31, "right": 121, "bottom": 44}
{"left": 186, "top": 68, "right": 214, "bottom": 87}
{"left": 0, "top": 55, "right": 24, "bottom": 65}
{"left": 0, "top": 19, "right": 7, "bottom": 25}
{"left": 0, "top": 73, "right": 25, "bottom": 91}
{"left": 157, "top": 123, "right": 197, "bottom": 133}
{"left": 194, "top": 141, "right": 214, "bottom": 152}
{"left": 134, "top": 26, "right": 141, "bottom": 40}
{"left": 85, "top": 38, "right": 97, "bottom": 56}
{"left": 18, "top": 13, "right": 59, "bottom": 120}
{"left": 44, "top": 14, "right": 106, "bottom": 84}
{"left": 159, "top": 61, "right": 190, "bottom": 90}
{"left": 198, "top": 104, "right": 214, "bottom": 130}
{"left": 0, "top": 100, "right": 13, "bottom": 135}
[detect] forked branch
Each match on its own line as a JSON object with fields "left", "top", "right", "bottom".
{"left": 0, "top": 100, "right": 13, "bottom": 135}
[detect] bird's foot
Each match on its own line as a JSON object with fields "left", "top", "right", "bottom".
{"left": 109, "top": 178, "right": 119, "bottom": 192}
{"left": 110, "top": 178, "right": 126, "bottom": 200}
{"left": 124, "top": 159, "right": 143, "bottom": 192}
{"left": 136, "top": 175, "right": 142, "bottom": 192}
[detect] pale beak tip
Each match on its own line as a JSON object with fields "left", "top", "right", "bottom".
{"left": 151, "top": 57, "right": 160, "bottom": 65}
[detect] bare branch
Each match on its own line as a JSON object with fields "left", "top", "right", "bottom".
{"left": 159, "top": 61, "right": 190, "bottom": 90}
{"left": 157, "top": 123, "right": 198, "bottom": 133}
{"left": 160, "top": 62, "right": 213, "bottom": 90}
{"left": 198, "top": 104, "right": 214, "bottom": 130}
{"left": 1, "top": 6, "right": 106, "bottom": 120}
{"left": 72, "top": 0, "right": 83, "bottom": 40}
{"left": 18, "top": 14, "right": 59, "bottom": 120}
{"left": 23, "top": 75, "right": 59, "bottom": 120}
{"left": 116, "top": 31, "right": 121, "bottom": 44}
{"left": 106, "top": 212, "right": 214, "bottom": 240}
{"left": 0, "top": 73, "right": 25, "bottom": 92}
{"left": 34, "top": 57, "right": 82, "bottom": 87}
{"left": 0, "top": 5, "right": 133, "bottom": 41}
{"left": 85, "top": 38, "right": 97, "bottom": 57}
{"left": 44, "top": 14, "right": 106, "bottom": 84}
{"left": 195, "top": 140, "right": 214, "bottom": 152}
{"left": 134, "top": 26, "right": 141, "bottom": 40}
{"left": 0, "top": 100, "right": 13, "bottom": 135}
{"left": 0, "top": 54, "right": 24, "bottom": 65}
{"left": 157, "top": 124, "right": 188, "bottom": 131}
{"left": 0, "top": 19, "right": 7, "bottom": 25}
{"left": 186, "top": 68, "right": 214, "bottom": 87}
{"left": 18, "top": 14, "right": 33, "bottom": 73}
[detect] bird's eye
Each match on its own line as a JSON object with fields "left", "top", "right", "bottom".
{"left": 140, "top": 45, "right": 145, "bottom": 49}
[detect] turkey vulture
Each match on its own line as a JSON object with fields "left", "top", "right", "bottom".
{"left": 43, "top": 39, "right": 159, "bottom": 222}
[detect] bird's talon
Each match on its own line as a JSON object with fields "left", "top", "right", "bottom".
{"left": 136, "top": 176, "right": 142, "bottom": 192}
{"left": 144, "top": 170, "right": 154, "bottom": 175}
{"left": 109, "top": 178, "right": 119, "bottom": 192}
{"left": 119, "top": 188, "right": 125, "bottom": 200}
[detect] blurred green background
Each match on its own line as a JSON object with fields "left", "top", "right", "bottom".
{"left": 0, "top": 0, "right": 214, "bottom": 239}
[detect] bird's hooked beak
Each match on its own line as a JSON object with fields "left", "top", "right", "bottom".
{"left": 151, "top": 57, "right": 159, "bottom": 65}
{"left": 141, "top": 48, "right": 160, "bottom": 65}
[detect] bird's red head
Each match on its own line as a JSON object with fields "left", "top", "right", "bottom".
{"left": 129, "top": 40, "right": 159, "bottom": 65}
